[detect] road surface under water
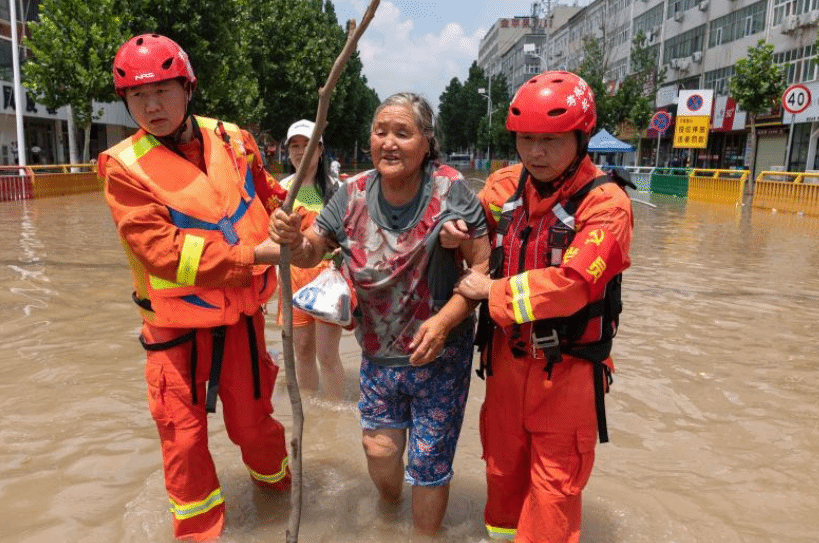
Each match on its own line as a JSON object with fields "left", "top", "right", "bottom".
{"left": 1, "top": 188, "right": 818, "bottom": 542}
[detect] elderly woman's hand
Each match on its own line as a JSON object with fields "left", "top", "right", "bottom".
{"left": 269, "top": 208, "right": 302, "bottom": 248}
{"left": 439, "top": 219, "right": 470, "bottom": 249}
{"left": 408, "top": 315, "right": 450, "bottom": 366}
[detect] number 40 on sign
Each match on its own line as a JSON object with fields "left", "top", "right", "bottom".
{"left": 783, "top": 84, "right": 811, "bottom": 115}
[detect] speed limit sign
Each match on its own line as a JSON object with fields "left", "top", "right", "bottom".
{"left": 783, "top": 84, "right": 811, "bottom": 114}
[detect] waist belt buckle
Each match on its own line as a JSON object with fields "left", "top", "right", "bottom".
{"left": 531, "top": 327, "right": 560, "bottom": 360}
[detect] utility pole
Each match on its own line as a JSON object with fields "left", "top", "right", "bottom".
{"left": 9, "top": 0, "right": 26, "bottom": 168}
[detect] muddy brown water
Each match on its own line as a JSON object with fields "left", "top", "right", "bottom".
{"left": 1, "top": 189, "right": 818, "bottom": 543}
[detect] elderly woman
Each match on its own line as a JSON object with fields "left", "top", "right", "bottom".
{"left": 270, "top": 92, "right": 489, "bottom": 536}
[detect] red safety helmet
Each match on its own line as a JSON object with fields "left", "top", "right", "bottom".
{"left": 112, "top": 34, "right": 197, "bottom": 98}
{"left": 506, "top": 71, "right": 596, "bottom": 135}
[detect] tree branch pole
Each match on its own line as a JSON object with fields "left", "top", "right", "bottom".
{"left": 276, "top": 2, "right": 379, "bottom": 542}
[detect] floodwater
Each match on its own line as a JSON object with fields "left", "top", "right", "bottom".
{"left": 1, "top": 189, "right": 818, "bottom": 543}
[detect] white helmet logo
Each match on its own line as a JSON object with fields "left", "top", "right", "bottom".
{"left": 134, "top": 72, "right": 156, "bottom": 80}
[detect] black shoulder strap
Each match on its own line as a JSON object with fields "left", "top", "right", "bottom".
{"left": 564, "top": 169, "right": 636, "bottom": 216}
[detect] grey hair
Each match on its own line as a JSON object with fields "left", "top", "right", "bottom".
{"left": 372, "top": 92, "right": 440, "bottom": 164}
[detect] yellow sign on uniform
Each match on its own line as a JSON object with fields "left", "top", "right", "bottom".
{"left": 673, "top": 116, "right": 709, "bottom": 149}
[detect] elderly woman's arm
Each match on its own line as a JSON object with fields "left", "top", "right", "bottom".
{"left": 268, "top": 208, "right": 329, "bottom": 268}
{"left": 408, "top": 234, "right": 491, "bottom": 366}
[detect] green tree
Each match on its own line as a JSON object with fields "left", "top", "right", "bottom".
{"left": 24, "top": 0, "right": 129, "bottom": 162}
{"left": 577, "top": 36, "right": 615, "bottom": 132}
{"left": 123, "top": 0, "right": 262, "bottom": 126}
{"left": 729, "top": 39, "right": 785, "bottom": 185}
{"left": 124, "top": 0, "right": 376, "bottom": 157}
{"left": 476, "top": 72, "right": 511, "bottom": 159}
{"left": 437, "top": 62, "right": 497, "bottom": 156}
{"left": 461, "top": 62, "right": 492, "bottom": 154}
{"left": 615, "top": 30, "right": 666, "bottom": 161}
{"left": 438, "top": 77, "right": 467, "bottom": 153}
{"left": 245, "top": 0, "right": 376, "bottom": 152}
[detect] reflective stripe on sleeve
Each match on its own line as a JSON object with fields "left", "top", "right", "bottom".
{"left": 168, "top": 488, "right": 224, "bottom": 520}
{"left": 488, "top": 202, "right": 502, "bottom": 224}
{"left": 510, "top": 271, "right": 535, "bottom": 324}
{"left": 247, "top": 456, "right": 289, "bottom": 485}
{"left": 486, "top": 524, "right": 517, "bottom": 540}
{"left": 176, "top": 234, "right": 205, "bottom": 286}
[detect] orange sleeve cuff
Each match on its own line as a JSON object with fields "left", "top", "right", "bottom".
{"left": 488, "top": 277, "right": 514, "bottom": 328}
{"left": 238, "top": 245, "right": 256, "bottom": 267}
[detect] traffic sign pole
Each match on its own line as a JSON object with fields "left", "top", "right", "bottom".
{"left": 781, "top": 84, "right": 811, "bottom": 172}
{"left": 785, "top": 113, "right": 795, "bottom": 171}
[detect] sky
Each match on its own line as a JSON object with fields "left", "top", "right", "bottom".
{"left": 331, "top": 0, "right": 591, "bottom": 110}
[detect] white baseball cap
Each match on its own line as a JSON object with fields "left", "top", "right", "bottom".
{"left": 285, "top": 119, "right": 322, "bottom": 146}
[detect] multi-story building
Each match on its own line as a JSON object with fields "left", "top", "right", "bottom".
{"left": 1, "top": 1, "right": 136, "bottom": 166}
{"left": 479, "top": 0, "right": 819, "bottom": 175}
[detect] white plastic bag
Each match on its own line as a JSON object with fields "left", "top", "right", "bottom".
{"left": 292, "top": 265, "right": 352, "bottom": 326}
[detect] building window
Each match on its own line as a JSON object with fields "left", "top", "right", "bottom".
{"left": 664, "top": 24, "right": 706, "bottom": 60}
{"left": 709, "top": 1, "right": 766, "bottom": 47}
{"left": 774, "top": 45, "right": 818, "bottom": 84}
{"left": 704, "top": 66, "right": 735, "bottom": 96}
{"left": 666, "top": 0, "right": 699, "bottom": 19}
{"left": 772, "top": 0, "right": 819, "bottom": 26}
{"left": 634, "top": 4, "right": 664, "bottom": 36}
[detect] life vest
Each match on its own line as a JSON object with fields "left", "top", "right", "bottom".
{"left": 478, "top": 166, "right": 634, "bottom": 442}
{"left": 103, "top": 116, "right": 277, "bottom": 329}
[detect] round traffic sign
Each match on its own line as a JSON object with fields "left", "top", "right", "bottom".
{"left": 650, "top": 111, "right": 671, "bottom": 133}
{"left": 782, "top": 84, "right": 811, "bottom": 114}
{"left": 686, "top": 94, "right": 704, "bottom": 112}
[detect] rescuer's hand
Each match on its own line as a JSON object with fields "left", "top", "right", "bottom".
{"left": 454, "top": 268, "right": 492, "bottom": 300}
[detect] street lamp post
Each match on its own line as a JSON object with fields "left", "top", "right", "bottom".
{"left": 523, "top": 42, "right": 549, "bottom": 73}
{"left": 478, "top": 86, "right": 492, "bottom": 162}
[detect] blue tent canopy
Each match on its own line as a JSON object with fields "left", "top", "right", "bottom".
{"left": 588, "top": 128, "right": 634, "bottom": 152}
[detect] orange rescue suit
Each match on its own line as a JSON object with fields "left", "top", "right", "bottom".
{"left": 99, "top": 116, "right": 290, "bottom": 542}
{"left": 478, "top": 158, "right": 633, "bottom": 543}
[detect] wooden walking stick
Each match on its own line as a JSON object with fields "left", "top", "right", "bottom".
{"left": 276, "top": 2, "right": 379, "bottom": 541}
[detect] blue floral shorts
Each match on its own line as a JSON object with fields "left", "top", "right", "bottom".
{"left": 358, "top": 330, "right": 474, "bottom": 487}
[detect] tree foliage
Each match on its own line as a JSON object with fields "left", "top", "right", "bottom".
{"left": 577, "top": 36, "right": 615, "bottom": 132}
{"left": 437, "top": 62, "right": 510, "bottom": 157}
{"left": 122, "top": 0, "right": 263, "bottom": 127}
{"left": 23, "top": 0, "right": 129, "bottom": 161}
{"left": 729, "top": 40, "right": 785, "bottom": 178}
{"left": 25, "top": 0, "right": 377, "bottom": 161}
{"left": 245, "top": 0, "right": 377, "bottom": 151}
{"left": 577, "top": 31, "right": 663, "bottom": 157}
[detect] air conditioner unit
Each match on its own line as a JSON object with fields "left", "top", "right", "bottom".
{"left": 669, "top": 58, "right": 679, "bottom": 69}
{"left": 691, "top": 51, "right": 703, "bottom": 63}
{"left": 674, "top": 11, "right": 684, "bottom": 22}
{"left": 801, "top": 10, "right": 819, "bottom": 26}
{"left": 781, "top": 14, "right": 798, "bottom": 33}
{"left": 698, "top": 0, "right": 709, "bottom": 11}
{"left": 677, "top": 58, "right": 691, "bottom": 71}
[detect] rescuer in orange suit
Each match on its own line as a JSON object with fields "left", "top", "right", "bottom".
{"left": 98, "top": 34, "right": 291, "bottom": 541}
{"left": 447, "top": 71, "right": 634, "bottom": 542}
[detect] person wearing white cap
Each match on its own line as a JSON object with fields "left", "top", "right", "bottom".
{"left": 276, "top": 119, "right": 346, "bottom": 401}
